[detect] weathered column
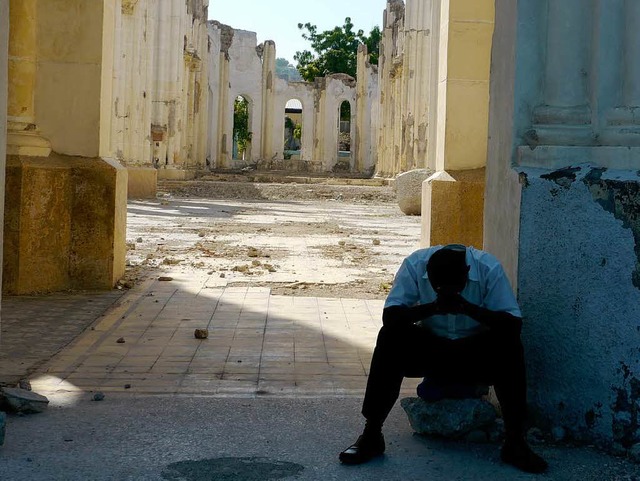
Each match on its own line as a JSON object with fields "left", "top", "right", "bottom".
{"left": 403, "top": 0, "right": 433, "bottom": 170}
{"left": 0, "top": 0, "right": 9, "bottom": 306}
{"left": 355, "top": 44, "right": 370, "bottom": 173}
{"left": 375, "top": 0, "right": 405, "bottom": 177}
{"left": 261, "top": 41, "right": 276, "bottom": 161}
{"left": 6, "top": 0, "right": 50, "bottom": 156}
{"left": 533, "top": 0, "right": 593, "bottom": 140}
{"left": 420, "top": 0, "right": 493, "bottom": 249}
{"left": 604, "top": 0, "right": 640, "bottom": 145}
{"left": 622, "top": 0, "right": 640, "bottom": 108}
{"left": 4, "top": 0, "right": 127, "bottom": 294}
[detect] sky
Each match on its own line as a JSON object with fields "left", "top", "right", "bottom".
{"left": 209, "top": 0, "right": 388, "bottom": 64}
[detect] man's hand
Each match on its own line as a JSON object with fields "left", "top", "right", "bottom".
{"left": 435, "top": 291, "right": 472, "bottom": 314}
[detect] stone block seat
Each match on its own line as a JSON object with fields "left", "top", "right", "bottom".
{"left": 400, "top": 378, "right": 503, "bottom": 443}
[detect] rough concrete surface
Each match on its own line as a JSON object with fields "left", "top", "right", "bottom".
{"left": 123, "top": 180, "right": 420, "bottom": 299}
{"left": 1, "top": 396, "right": 639, "bottom": 481}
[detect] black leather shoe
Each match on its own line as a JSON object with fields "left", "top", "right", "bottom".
{"left": 339, "top": 434, "right": 385, "bottom": 465}
{"left": 501, "top": 440, "right": 548, "bottom": 474}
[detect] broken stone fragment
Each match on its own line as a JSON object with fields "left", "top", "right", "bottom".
{"left": 1, "top": 387, "right": 49, "bottom": 414}
{"left": 116, "top": 337, "right": 126, "bottom": 344}
{"left": 93, "top": 392, "right": 105, "bottom": 402}
{"left": 18, "top": 379, "right": 31, "bottom": 391}
{"left": 400, "top": 397, "right": 497, "bottom": 439}
{"left": 158, "top": 276, "right": 173, "bottom": 281}
{"left": 194, "top": 329, "right": 209, "bottom": 339}
{"left": 396, "top": 169, "right": 434, "bottom": 215}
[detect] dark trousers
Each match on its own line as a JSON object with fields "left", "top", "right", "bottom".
{"left": 362, "top": 324, "right": 528, "bottom": 439}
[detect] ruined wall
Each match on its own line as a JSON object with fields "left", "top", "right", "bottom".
{"left": 312, "top": 74, "right": 357, "bottom": 172}
{"left": 486, "top": 0, "right": 640, "bottom": 453}
{"left": 355, "top": 44, "right": 379, "bottom": 174}
{"left": 271, "top": 79, "right": 315, "bottom": 170}
{"left": 376, "top": 0, "right": 406, "bottom": 176}
{"left": 207, "top": 24, "right": 362, "bottom": 174}
{"left": 102, "top": 0, "right": 210, "bottom": 182}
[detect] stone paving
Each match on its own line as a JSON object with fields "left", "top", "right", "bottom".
{"left": 27, "top": 277, "right": 420, "bottom": 399}
{"left": 0, "top": 291, "right": 124, "bottom": 385}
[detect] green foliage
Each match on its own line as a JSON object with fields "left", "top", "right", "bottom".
{"left": 233, "top": 96, "right": 251, "bottom": 156}
{"left": 275, "top": 57, "right": 302, "bottom": 81}
{"left": 294, "top": 17, "right": 381, "bottom": 82}
{"left": 293, "top": 123, "right": 302, "bottom": 141}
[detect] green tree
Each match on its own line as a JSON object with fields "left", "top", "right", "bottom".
{"left": 233, "top": 96, "right": 251, "bottom": 157}
{"left": 294, "top": 17, "right": 381, "bottom": 82}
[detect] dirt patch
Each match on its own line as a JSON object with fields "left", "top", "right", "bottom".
{"left": 123, "top": 179, "right": 420, "bottom": 300}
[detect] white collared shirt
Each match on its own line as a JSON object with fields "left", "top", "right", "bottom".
{"left": 384, "top": 246, "right": 521, "bottom": 339}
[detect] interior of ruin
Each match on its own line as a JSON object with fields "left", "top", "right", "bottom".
{"left": 2, "top": 0, "right": 640, "bottom": 456}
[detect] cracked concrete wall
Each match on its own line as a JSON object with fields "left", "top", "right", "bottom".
{"left": 486, "top": 0, "right": 640, "bottom": 452}
{"left": 518, "top": 165, "right": 640, "bottom": 451}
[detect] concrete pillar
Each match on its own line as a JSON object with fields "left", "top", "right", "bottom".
{"left": 0, "top": 0, "right": 9, "bottom": 313}
{"left": 4, "top": 0, "right": 127, "bottom": 294}
{"left": 421, "top": 0, "right": 493, "bottom": 249}
{"left": 261, "top": 41, "right": 276, "bottom": 161}
{"left": 403, "top": 0, "right": 434, "bottom": 170}
{"left": 532, "top": 0, "right": 593, "bottom": 143}
{"left": 355, "top": 44, "right": 370, "bottom": 173}
{"left": 622, "top": 0, "right": 640, "bottom": 107}
{"left": 6, "top": 0, "right": 50, "bottom": 156}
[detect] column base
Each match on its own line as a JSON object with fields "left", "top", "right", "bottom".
{"left": 157, "top": 167, "right": 197, "bottom": 181}
{"left": 6, "top": 130, "right": 52, "bottom": 157}
{"left": 3, "top": 154, "right": 127, "bottom": 295}
{"left": 127, "top": 166, "right": 158, "bottom": 199}
{"left": 420, "top": 169, "right": 485, "bottom": 248}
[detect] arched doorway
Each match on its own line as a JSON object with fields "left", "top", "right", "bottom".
{"left": 335, "top": 100, "right": 352, "bottom": 172}
{"left": 233, "top": 95, "right": 251, "bottom": 161}
{"left": 284, "top": 99, "right": 303, "bottom": 166}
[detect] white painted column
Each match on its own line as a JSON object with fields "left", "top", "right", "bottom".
{"left": 403, "top": 0, "right": 434, "bottom": 170}
{"left": 261, "top": 41, "right": 276, "bottom": 160}
{"left": 533, "top": 0, "right": 593, "bottom": 131}
{"left": 545, "top": 0, "right": 590, "bottom": 108}
{"left": 622, "top": 0, "right": 640, "bottom": 108}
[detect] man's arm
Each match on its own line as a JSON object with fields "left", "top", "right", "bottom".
{"left": 382, "top": 303, "right": 439, "bottom": 327}
{"left": 438, "top": 292, "right": 522, "bottom": 336}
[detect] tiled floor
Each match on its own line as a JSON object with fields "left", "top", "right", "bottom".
{"left": 27, "top": 280, "right": 420, "bottom": 398}
{"left": 0, "top": 291, "right": 124, "bottom": 383}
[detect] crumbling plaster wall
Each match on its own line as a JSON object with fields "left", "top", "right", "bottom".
{"left": 486, "top": 0, "right": 640, "bottom": 452}
{"left": 518, "top": 165, "right": 640, "bottom": 450}
{"left": 271, "top": 79, "right": 315, "bottom": 167}
{"left": 207, "top": 23, "right": 362, "bottom": 173}
{"left": 102, "top": 0, "right": 210, "bottom": 180}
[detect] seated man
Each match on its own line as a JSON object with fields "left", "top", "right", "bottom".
{"left": 339, "top": 244, "right": 548, "bottom": 474}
